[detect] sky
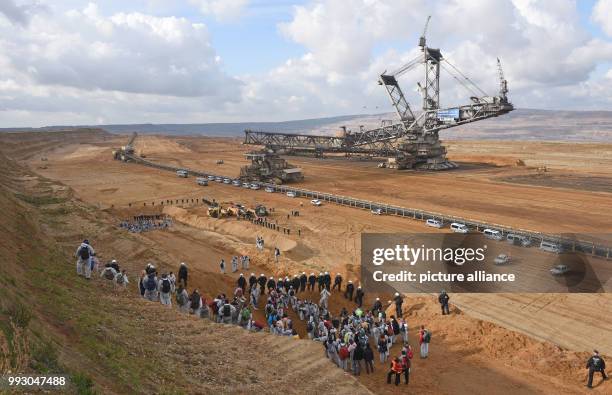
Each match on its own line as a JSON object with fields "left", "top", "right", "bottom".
{"left": 1, "top": 0, "right": 612, "bottom": 127}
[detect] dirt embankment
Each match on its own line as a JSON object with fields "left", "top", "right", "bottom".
{"left": 0, "top": 152, "right": 370, "bottom": 395}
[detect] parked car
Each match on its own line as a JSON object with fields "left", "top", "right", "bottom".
{"left": 242, "top": 183, "right": 250, "bottom": 188}
{"left": 207, "top": 175, "right": 215, "bottom": 180}
{"left": 483, "top": 228, "right": 503, "bottom": 240}
{"left": 371, "top": 208, "right": 383, "bottom": 215}
{"left": 540, "top": 241, "right": 563, "bottom": 254}
{"left": 232, "top": 180, "right": 241, "bottom": 186}
{"left": 311, "top": 199, "right": 322, "bottom": 206}
{"left": 195, "top": 177, "right": 208, "bottom": 186}
{"left": 265, "top": 186, "right": 275, "bottom": 193}
{"left": 450, "top": 222, "right": 469, "bottom": 233}
{"left": 507, "top": 233, "right": 532, "bottom": 247}
{"left": 494, "top": 254, "right": 510, "bottom": 265}
{"left": 286, "top": 191, "right": 296, "bottom": 198}
{"left": 426, "top": 218, "right": 443, "bottom": 228}
{"left": 215, "top": 177, "right": 223, "bottom": 182}
{"left": 223, "top": 178, "right": 231, "bottom": 184}
{"left": 250, "top": 183, "right": 260, "bottom": 190}
{"left": 550, "top": 264, "right": 569, "bottom": 275}
{"left": 176, "top": 170, "right": 188, "bottom": 178}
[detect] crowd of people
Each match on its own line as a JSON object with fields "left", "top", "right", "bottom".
{"left": 119, "top": 215, "right": 173, "bottom": 233}
{"left": 75, "top": 239, "right": 609, "bottom": 389}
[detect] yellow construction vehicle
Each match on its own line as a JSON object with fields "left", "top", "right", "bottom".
{"left": 207, "top": 205, "right": 229, "bottom": 218}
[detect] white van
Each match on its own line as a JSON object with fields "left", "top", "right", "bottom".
{"left": 507, "top": 233, "right": 531, "bottom": 247}
{"left": 540, "top": 241, "right": 562, "bottom": 254}
{"left": 483, "top": 228, "right": 503, "bottom": 240}
{"left": 196, "top": 177, "right": 208, "bottom": 186}
{"left": 450, "top": 223, "right": 468, "bottom": 233}
{"left": 426, "top": 219, "right": 443, "bottom": 228}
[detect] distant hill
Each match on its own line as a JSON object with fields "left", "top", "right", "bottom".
{"left": 0, "top": 114, "right": 363, "bottom": 137}
{"left": 1, "top": 109, "right": 611, "bottom": 141}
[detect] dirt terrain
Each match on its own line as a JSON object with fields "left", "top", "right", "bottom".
{"left": 1, "top": 129, "right": 611, "bottom": 394}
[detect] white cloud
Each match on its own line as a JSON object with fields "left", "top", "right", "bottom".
{"left": 593, "top": 0, "right": 612, "bottom": 37}
{"left": 1, "top": 3, "right": 241, "bottom": 97}
{"left": 189, "top": 0, "right": 249, "bottom": 22}
{"left": 2, "top": 0, "right": 612, "bottom": 127}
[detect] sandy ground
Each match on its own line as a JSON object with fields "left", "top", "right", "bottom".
{"left": 2, "top": 130, "right": 611, "bottom": 394}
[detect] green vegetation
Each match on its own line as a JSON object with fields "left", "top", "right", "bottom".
{"left": 15, "top": 193, "right": 67, "bottom": 206}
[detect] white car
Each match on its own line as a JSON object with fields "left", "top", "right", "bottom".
{"left": 215, "top": 177, "right": 223, "bottom": 182}
{"left": 550, "top": 264, "right": 569, "bottom": 275}
{"left": 426, "top": 218, "right": 443, "bottom": 228}
{"left": 242, "top": 183, "right": 250, "bottom": 188}
{"left": 450, "top": 222, "right": 469, "bottom": 233}
{"left": 286, "top": 191, "right": 296, "bottom": 198}
{"left": 494, "top": 254, "right": 510, "bottom": 265}
{"left": 223, "top": 178, "right": 231, "bottom": 184}
{"left": 311, "top": 199, "right": 322, "bottom": 206}
{"left": 207, "top": 175, "right": 215, "bottom": 180}
{"left": 232, "top": 180, "right": 241, "bottom": 186}
{"left": 250, "top": 183, "right": 260, "bottom": 190}
{"left": 371, "top": 208, "right": 383, "bottom": 215}
{"left": 265, "top": 187, "right": 275, "bottom": 193}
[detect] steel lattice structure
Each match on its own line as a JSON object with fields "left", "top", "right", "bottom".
{"left": 243, "top": 17, "right": 514, "bottom": 170}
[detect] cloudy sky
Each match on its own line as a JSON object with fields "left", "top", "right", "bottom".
{"left": 1, "top": 0, "right": 612, "bottom": 127}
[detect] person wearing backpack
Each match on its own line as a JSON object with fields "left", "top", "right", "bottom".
{"left": 190, "top": 289, "right": 202, "bottom": 316}
{"left": 586, "top": 350, "right": 608, "bottom": 388}
{"left": 143, "top": 272, "right": 159, "bottom": 302}
{"left": 221, "top": 302, "right": 233, "bottom": 324}
{"left": 419, "top": 325, "right": 431, "bottom": 358}
{"left": 378, "top": 334, "right": 389, "bottom": 363}
{"left": 75, "top": 239, "right": 94, "bottom": 279}
{"left": 337, "top": 342, "right": 349, "bottom": 371}
{"left": 115, "top": 269, "right": 129, "bottom": 290}
{"left": 176, "top": 284, "right": 190, "bottom": 313}
{"left": 158, "top": 273, "right": 172, "bottom": 307}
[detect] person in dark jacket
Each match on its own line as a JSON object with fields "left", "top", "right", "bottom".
{"left": 258, "top": 274, "right": 267, "bottom": 295}
{"left": 393, "top": 292, "right": 403, "bottom": 317}
{"left": 363, "top": 343, "right": 375, "bottom": 374}
{"left": 355, "top": 286, "right": 364, "bottom": 307}
{"left": 317, "top": 273, "right": 325, "bottom": 292}
{"left": 345, "top": 281, "right": 354, "bottom": 301}
{"left": 308, "top": 273, "right": 316, "bottom": 291}
{"left": 266, "top": 277, "right": 276, "bottom": 293}
{"left": 323, "top": 272, "right": 331, "bottom": 291}
{"left": 332, "top": 273, "right": 342, "bottom": 291}
{"left": 586, "top": 350, "right": 608, "bottom": 388}
{"left": 438, "top": 289, "right": 450, "bottom": 315}
{"left": 248, "top": 273, "right": 257, "bottom": 290}
{"left": 352, "top": 341, "right": 364, "bottom": 376}
{"left": 178, "top": 262, "right": 188, "bottom": 287}
{"left": 372, "top": 297, "right": 383, "bottom": 315}
{"left": 300, "top": 272, "right": 307, "bottom": 292}
{"left": 237, "top": 273, "right": 247, "bottom": 291}
{"left": 292, "top": 275, "right": 301, "bottom": 293}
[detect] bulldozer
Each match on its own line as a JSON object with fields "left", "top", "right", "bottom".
{"left": 207, "top": 205, "right": 229, "bottom": 218}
